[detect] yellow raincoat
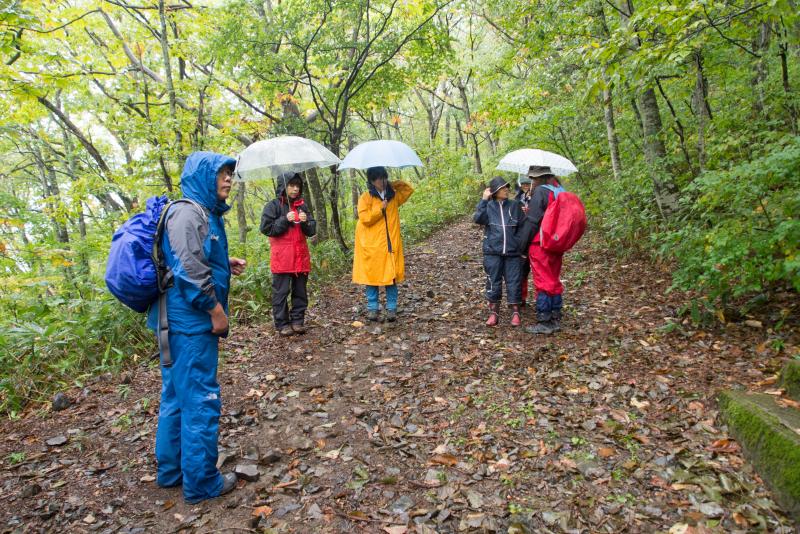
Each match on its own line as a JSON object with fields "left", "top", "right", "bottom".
{"left": 352, "top": 180, "right": 414, "bottom": 285}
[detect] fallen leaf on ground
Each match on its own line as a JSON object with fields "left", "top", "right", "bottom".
{"left": 777, "top": 397, "right": 800, "bottom": 409}
{"left": 429, "top": 453, "right": 458, "bottom": 467}
{"left": 252, "top": 506, "right": 273, "bottom": 518}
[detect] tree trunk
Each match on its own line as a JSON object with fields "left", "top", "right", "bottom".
{"left": 351, "top": 179, "right": 360, "bottom": 220}
{"left": 328, "top": 176, "right": 347, "bottom": 251}
{"left": 753, "top": 21, "right": 771, "bottom": 118}
{"left": 455, "top": 118, "right": 465, "bottom": 148}
{"left": 778, "top": 27, "right": 798, "bottom": 134}
{"left": 602, "top": 83, "right": 622, "bottom": 180}
{"left": 306, "top": 167, "right": 328, "bottom": 241}
{"left": 655, "top": 78, "right": 694, "bottom": 175}
{"left": 158, "top": 0, "right": 184, "bottom": 168}
{"left": 235, "top": 181, "right": 248, "bottom": 244}
{"left": 457, "top": 83, "right": 482, "bottom": 173}
{"left": 692, "top": 50, "right": 710, "bottom": 172}
{"left": 638, "top": 87, "right": 679, "bottom": 217}
{"left": 61, "top": 119, "right": 90, "bottom": 276}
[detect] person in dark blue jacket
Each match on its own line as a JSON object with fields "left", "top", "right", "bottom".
{"left": 147, "top": 152, "right": 247, "bottom": 504}
{"left": 473, "top": 176, "right": 524, "bottom": 327}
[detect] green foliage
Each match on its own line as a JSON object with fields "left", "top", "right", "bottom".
{"left": 666, "top": 137, "right": 800, "bottom": 300}
{"left": 0, "top": 289, "right": 151, "bottom": 413}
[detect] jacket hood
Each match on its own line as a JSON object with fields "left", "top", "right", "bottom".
{"left": 179, "top": 151, "right": 236, "bottom": 214}
{"left": 275, "top": 172, "right": 304, "bottom": 201}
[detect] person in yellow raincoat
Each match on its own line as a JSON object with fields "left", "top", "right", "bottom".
{"left": 352, "top": 166, "right": 414, "bottom": 322}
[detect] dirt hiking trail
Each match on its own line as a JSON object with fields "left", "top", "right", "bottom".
{"left": 1, "top": 218, "right": 798, "bottom": 533}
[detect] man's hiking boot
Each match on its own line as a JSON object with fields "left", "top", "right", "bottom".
{"left": 185, "top": 472, "right": 237, "bottom": 504}
{"left": 279, "top": 326, "right": 294, "bottom": 337}
{"left": 220, "top": 472, "right": 238, "bottom": 496}
{"left": 367, "top": 309, "right": 379, "bottom": 322}
{"left": 510, "top": 305, "right": 521, "bottom": 327}
{"left": 486, "top": 302, "right": 499, "bottom": 327}
{"left": 525, "top": 320, "right": 557, "bottom": 335}
{"left": 291, "top": 323, "right": 306, "bottom": 334}
{"left": 386, "top": 309, "right": 397, "bottom": 322}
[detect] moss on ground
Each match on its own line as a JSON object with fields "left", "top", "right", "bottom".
{"left": 779, "top": 360, "right": 800, "bottom": 401}
{"left": 718, "top": 390, "right": 800, "bottom": 522}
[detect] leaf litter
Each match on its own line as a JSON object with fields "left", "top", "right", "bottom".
{"left": 0, "top": 219, "right": 798, "bottom": 532}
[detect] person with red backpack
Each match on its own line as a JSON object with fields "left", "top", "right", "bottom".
{"left": 518, "top": 165, "right": 574, "bottom": 334}
{"left": 260, "top": 172, "right": 317, "bottom": 336}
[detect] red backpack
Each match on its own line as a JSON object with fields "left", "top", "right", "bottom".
{"left": 538, "top": 184, "right": 587, "bottom": 253}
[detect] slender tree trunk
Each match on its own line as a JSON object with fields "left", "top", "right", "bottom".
{"left": 158, "top": 0, "right": 184, "bottom": 168}
{"left": 61, "top": 121, "right": 90, "bottom": 276}
{"left": 455, "top": 118, "right": 465, "bottom": 148}
{"left": 235, "top": 182, "right": 248, "bottom": 244}
{"left": 655, "top": 78, "right": 694, "bottom": 175}
{"left": 306, "top": 167, "right": 328, "bottom": 240}
{"left": 638, "top": 87, "right": 679, "bottom": 217}
{"left": 753, "top": 21, "right": 771, "bottom": 118}
{"left": 692, "top": 50, "right": 710, "bottom": 172}
{"left": 445, "top": 113, "right": 451, "bottom": 147}
{"left": 602, "top": 83, "right": 622, "bottom": 180}
{"left": 457, "top": 83, "right": 481, "bottom": 173}
{"left": 778, "top": 29, "right": 798, "bottom": 134}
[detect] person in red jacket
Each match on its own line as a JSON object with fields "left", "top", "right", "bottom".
{"left": 260, "top": 173, "right": 317, "bottom": 336}
{"left": 517, "top": 166, "right": 564, "bottom": 335}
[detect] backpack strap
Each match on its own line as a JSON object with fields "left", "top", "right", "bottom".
{"left": 541, "top": 184, "right": 566, "bottom": 199}
{"left": 152, "top": 198, "right": 208, "bottom": 367}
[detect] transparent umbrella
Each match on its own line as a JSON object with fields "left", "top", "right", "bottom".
{"left": 496, "top": 149, "right": 578, "bottom": 177}
{"left": 235, "top": 136, "right": 341, "bottom": 181}
{"left": 338, "top": 140, "right": 423, "bottom": 170}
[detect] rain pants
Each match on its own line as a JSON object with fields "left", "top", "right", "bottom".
{"left": 146, "top": 151, "right": 235, "bottom": 503}
{"left": 518, "top": 182, "right": 565, "bottom": 321}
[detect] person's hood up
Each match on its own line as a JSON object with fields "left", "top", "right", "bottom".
{"left": 275, "top": 172, "right": 304, "bottom": 204}
{"left": 179, "top": 151, "right": 235, "bottom": 215}
{"left": 489, "top": 176, "right": 510, "bottom": 195}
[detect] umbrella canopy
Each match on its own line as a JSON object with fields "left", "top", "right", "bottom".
{"left": 235, "top": 136, "right": 341, "bottom": 181}
{"left": 496, "top": 149, "right": 578, "bottom": 177}
{"left": 338, "top": 140, "right": 423, "bottom": 171}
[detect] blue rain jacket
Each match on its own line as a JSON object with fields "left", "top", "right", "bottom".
{"left": 147, "top": 152, "right": 235, "bottom": 335}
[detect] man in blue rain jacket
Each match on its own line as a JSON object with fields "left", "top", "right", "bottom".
{"left": 147, "top": 151, "right": 247, "bottom": 504}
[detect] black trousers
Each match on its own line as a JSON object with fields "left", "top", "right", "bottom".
{"left": 483, "top": 254, "right": 521, "bottom": 305}
{"left": 272, "top": 273, "right": 308, "bottom": 328}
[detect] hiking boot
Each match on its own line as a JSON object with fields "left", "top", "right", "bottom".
{"left": 366, "top": 309, "right": 379, "bottom": 322}
{"left": 486, "top": 302, "right": 499, "bottom": 327}
{"left": 510, "top": 305, "right": 521, "bottom": 327}
{"left": 386, "top": 309, "right": 397, "bottom": 322}
{"left": 185, "top": 472, "right": 237, "bottom": 504}
{"left": 525, "top": 321, "right": 556, "bottom": 335}
{"left": 220, "top": 472, "right": 238, "bottom": 496}
{"left": 291, "top": 323, "right": 306, "bottom": 334}
{"left": 279, "top": 326, "right": 294, "bottom": 337}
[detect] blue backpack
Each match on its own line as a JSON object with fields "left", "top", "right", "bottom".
{"left": 105, "top": 196, "right": 203, "bottom": 312}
